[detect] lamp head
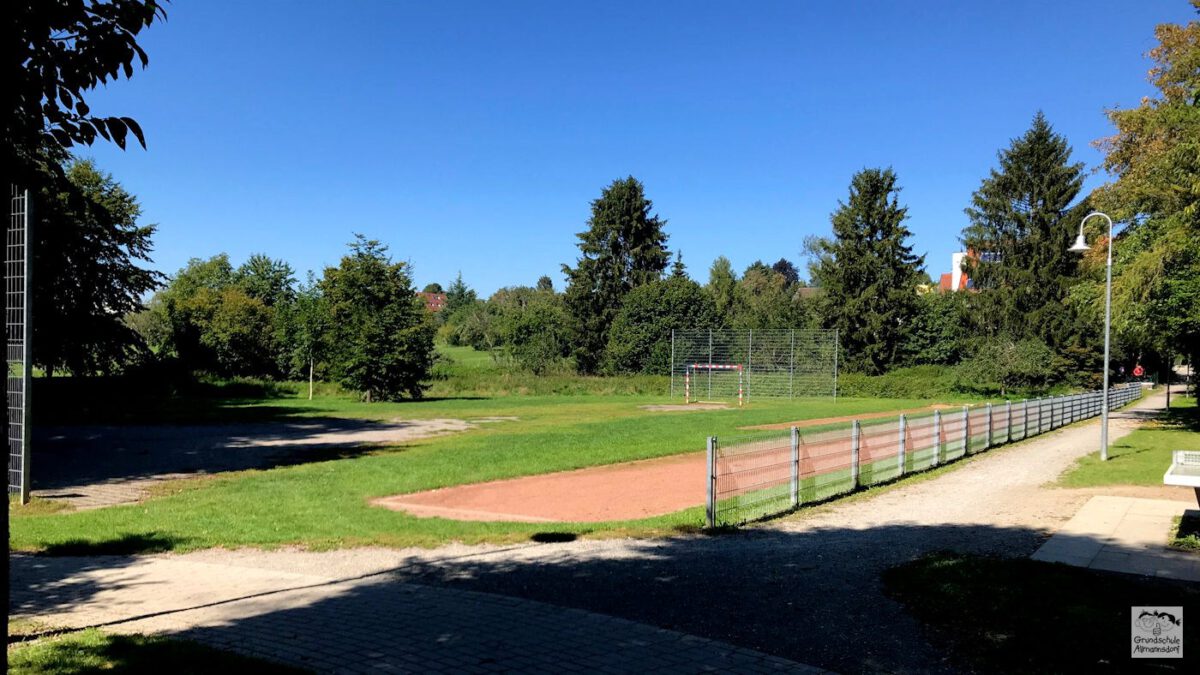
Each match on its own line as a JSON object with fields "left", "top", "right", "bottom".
{"left": 1069, "top": 232, "right": 1090, "bottom": 253}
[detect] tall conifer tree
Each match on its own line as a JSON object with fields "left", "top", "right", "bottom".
{"left": 808, "top": 168, "right": 924, "bottom": 374}
{"left": 961, "top": 112, "right": 1087, "bottom": 347}
{"left": 562, "top": 177, "right": 670, "bottom": 373}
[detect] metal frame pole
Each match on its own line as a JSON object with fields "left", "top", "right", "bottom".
{"left": 961, "top": 405, "right": 969, "bottom": 454}
{"left": 790, "top": 426, "right": 800, "bottom": 508}
{"left": 851, "top": 420, "right": 861, "bottom": 488}
{"left": 707, "top": 329, "right": 713, "bottom": 399}
{"left": 746, "top": 329, "right": 752, "bottom": 403}
{"left": 998, "top": 398, "right": 1008, "bottom": 441}
{"left": 897, "top": 414, "right": 907, "bottom": 476}
{"left": 1022, "top": 399, "right": 1029, "bottom": 439}
{"left": 18, "top": 189, "right": 32, "bottom": 504}
{"left": 932, "top": 410, "right": 941, "bottom": 467}
{"left": 833, "top": 329, "right": 839, "bottom": 400}
{"left": 670, "top": 329, "right": 675, "bottom": 398}
{"left": 985, "top": 403, "right": 992, "bottom": 449}
{"left": 706, "top": 436, "right": 717, "bottom": 528}
{"left": 789, "top": 329, "right": 795, "bottom": 399}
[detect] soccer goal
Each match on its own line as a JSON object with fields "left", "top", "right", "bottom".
{"left": 671, "top": 329, "right": 838, "bottom": 403}
{"left": 684, "top": 363, "right": 744, "bottom": 407}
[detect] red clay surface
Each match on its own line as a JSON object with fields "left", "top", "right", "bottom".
{"left": 372, "top": 405, "right": 954, "bottom": 523}
{"left": 372, "top": 452, "right": 707, "bottom": 523}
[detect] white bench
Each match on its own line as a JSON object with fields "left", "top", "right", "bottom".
{"left": 1164, "top": 450, "right": 1200, "bottom": 505}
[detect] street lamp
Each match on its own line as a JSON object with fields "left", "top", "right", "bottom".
{"left": 1069, "top": 211, "right": 1114, "bottom": 460}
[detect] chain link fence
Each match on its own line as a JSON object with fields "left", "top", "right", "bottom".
{"left": 671, "top": 329, "right": 838, "bottom": 401}
{"left": 705, "top": 385, "right": 1144, "bottom": 527}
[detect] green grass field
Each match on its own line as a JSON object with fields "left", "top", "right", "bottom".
{"left": 12, "top": 366, "right": 958, "bottom": 552}
{"left": 1057, "top": 394, "right": 1199, "bottom": 488}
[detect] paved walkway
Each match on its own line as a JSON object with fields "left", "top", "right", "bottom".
{"left": 8, "top": 553, "right": 827, "bottom": 674}
{"left": 1032, "top": 495, "right": 1200, "bottom": 581}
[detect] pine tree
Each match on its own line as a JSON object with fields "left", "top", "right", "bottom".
{"left": 961, "top": 112, "right": 1087, "bottom": 347}
{"left": 562, "top": 177, "right": 670, "bottom": 373}
{"left": 808, "top": 168, "right": 925, "bottom": 374}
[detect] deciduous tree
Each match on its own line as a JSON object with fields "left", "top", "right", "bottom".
{"left": 321, "top": 236, "right": 434, "bottom": 401}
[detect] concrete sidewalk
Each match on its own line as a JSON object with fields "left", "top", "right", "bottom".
{"left": 1032, "top": 495, "right": 1200, "bottom": 581}
{"left": 9, "top": 553, "right": 828, "bottom": 674}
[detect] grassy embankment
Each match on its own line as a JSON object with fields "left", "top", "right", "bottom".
{"left": 1058, "top": 394, "right": 1199, "bottom": 488}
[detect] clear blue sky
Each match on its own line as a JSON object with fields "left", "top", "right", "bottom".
{"left": 79, "top": 0, "right": 1193, "bottom": 295}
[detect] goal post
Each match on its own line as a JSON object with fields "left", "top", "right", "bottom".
{"left": 685, "top": 363, "right": 743, "bottom": 407}
{"left": 671, "top": 329, "right": 838, "bottom": 403}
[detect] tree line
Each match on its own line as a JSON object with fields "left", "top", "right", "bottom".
{"left": 17, "top": 4, "right": 1197, "bottom": 401}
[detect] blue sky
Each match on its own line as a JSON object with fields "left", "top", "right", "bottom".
{"left": 79, "top": 0, "right": 1193, "bottom": 295}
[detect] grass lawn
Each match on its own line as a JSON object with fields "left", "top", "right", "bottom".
{"left": 1170, "top": 514, "right": 1200, "bottom": 552}
{"left": 1058, "top": 395, "right": 1199, "bottom": 488}
{"left": 883, "top": 552, "right": 1198, "bottom": 673}
{"left": 7, "top": 629, "right": 305, "bottom": 674}
{"left": 10, "top": 383, "right": 955, "bottom": 552}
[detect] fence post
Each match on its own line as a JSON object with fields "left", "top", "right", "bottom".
{"left": 897, "top": 414, "right": 907, "bottom": 476}
{"left": 985, "top": 403, "right": 993, "bottom": 449}
{"left": 790, "top": 426, "right": 800, "bottom": 509}
{"left": 707, "top": 328, "right": 713, "bottom": 398}
{"left": 851, "top": 420, "right": 861, "bottom": 488}
{"left": 833, "top": 329, "right": 839, "bottom": 400}
{"left": 706, "top": 436, "right": 717, "bottom": 528}
{"left": 670, "top": 330, "right": 675, "bottom": 398}
{"left": 961, "top": 405, "right": 970, "bottom": 453}
{"left": 932, "top": 410, "right": 941, "bottom": 467}
{"left": 1005, "top": 401, "right": 1012, "bottom": 443}
{"left": 1021, "top": 399, "right": 1028, "bottom": 439}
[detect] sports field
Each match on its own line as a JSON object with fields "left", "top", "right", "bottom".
{"left": 8, "top": 347, "right": 975, "bottom": 553}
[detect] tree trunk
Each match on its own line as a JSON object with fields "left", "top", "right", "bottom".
{"left": 308, "top": 357, "right": 314, "bottom": 401}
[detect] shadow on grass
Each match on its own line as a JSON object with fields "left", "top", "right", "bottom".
{"left": 884, "top": 551, "right": 1195, "bottom": 672}
{"left": 1161, "top": 402, "right": 1200, "bottom": 432}
{"left": 7, "top": 629, "right": 306, "bottom": 673}
{"left": 41, "top": 533, "right": 187, "bottom": 556}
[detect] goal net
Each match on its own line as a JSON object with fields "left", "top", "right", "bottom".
{"left": 671, "top": 329, "right": 838, "bottom": 403}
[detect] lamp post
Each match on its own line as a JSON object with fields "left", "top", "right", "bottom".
{"left": 1069, "top": 211, "right": 1114, "bottom": 460}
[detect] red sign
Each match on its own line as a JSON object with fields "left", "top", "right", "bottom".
{"left": 1133, "top": 365, "right": 1145, "bottom": 377}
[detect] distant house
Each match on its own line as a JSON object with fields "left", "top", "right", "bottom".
{"left": 938, "top": 251, "right": 972, "bottom": 292}
{"left": 416, "top": 291, "right": 447, "bottom": 312}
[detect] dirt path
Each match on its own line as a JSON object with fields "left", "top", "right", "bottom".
{"left": 33, "top": 418, "right": 483, "bottom": 510}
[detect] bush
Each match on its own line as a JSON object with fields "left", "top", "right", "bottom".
{"left": 836, "top": 365, "right": 962, "bottom": 399}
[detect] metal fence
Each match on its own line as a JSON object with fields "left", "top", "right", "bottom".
{"left": 671, "top": 329, "right": 838, "bottom": 401}
{"left": 7, "top": 185, "right": 32, "bottom": 503}
{"left": 705, "top": 385, "right": 1144, "bottom": 527}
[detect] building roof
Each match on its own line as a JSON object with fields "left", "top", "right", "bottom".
{"left": 416, "top": 291, "right": 447, "bottom": 311}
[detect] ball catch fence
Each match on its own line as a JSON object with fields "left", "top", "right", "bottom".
{"left": 671, "top": 329, "right": 838, "bottom": 403}
{"left": 704, "top": 384, "right": 1144, "bottom": 527}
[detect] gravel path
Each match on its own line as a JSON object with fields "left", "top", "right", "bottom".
{"left": 12, "top": 388, "right": 1173, "bottom": 673}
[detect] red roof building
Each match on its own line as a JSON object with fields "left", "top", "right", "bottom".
{"left": 416, "top": 291, "right": 447, "bottom": 312}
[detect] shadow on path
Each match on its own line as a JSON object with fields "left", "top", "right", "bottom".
{"left": 11, "top": 522, "right": 1197, "bottom": 673}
